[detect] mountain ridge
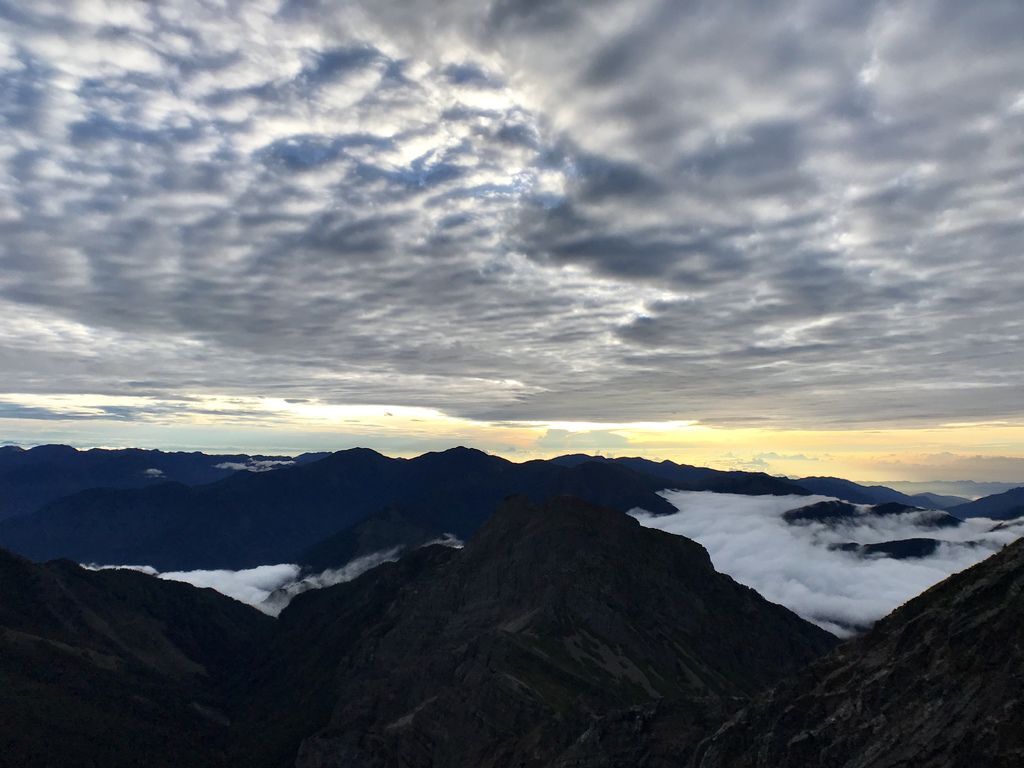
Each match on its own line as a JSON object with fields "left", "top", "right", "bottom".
{"left": 0, "top": 547, "right": 273, "bottom": 767}
{"left": 0, "top": 443, "right": 327, "bottom": 521}
{"left": 694, "top": 536, "right": 1024, "bottom": 768}
{"left": 948, "top": 486, "right": 1024, "bottom": 521}
{"left": 0, "top": 447, "right": 812, "bottom": 570}
{"left": 234, "top": 495, "right": 837, "bottom": 767}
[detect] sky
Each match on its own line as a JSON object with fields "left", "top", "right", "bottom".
{"left": 1, "top": 1, "right": 1022, "bottom": 481}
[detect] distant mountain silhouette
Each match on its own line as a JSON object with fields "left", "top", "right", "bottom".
{"left": 782, "top": 499, "right": 961, "bottom": 529}
{"left": 0, "top": 548, "right": 272, "bottom": 767}
{"left": 552, "top": 454, "right": 809, "bottom": 495}
{"left": 797, "top": 478, "right": 969, "bottom": 510}
{"left": 794, "top": 476, "right": 922, "bottom": 506}
{"left": 948, "top": 486, "right": 1024, "bottom": 521}
{"left": 782, "top": 501, "right": 966, "bottom": 561}
{"left": 906, "top": 491, "right": 971, "bottom": 509}
{"left": 233, "top": 496, "right": 837, "bottom": 767}
{"left": 882, "top": 479, "right": 1021, "bottom": 501}
{"left": 830, "top": 537, "right": 949, "bottom": 560}
{"left": 695, "top": 536, "right": 1024, "bottom": 768}
{"left": 0, "top": 443, "right": 325, "bottom": 520}
{"left": 0, "top": 447, "right": 685, "bottom": 570}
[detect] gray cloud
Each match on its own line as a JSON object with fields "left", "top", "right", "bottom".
{"left": 0, "top": 1, "right": 1022, "bottom": 428}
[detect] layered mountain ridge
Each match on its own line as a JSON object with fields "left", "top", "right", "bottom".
{"left": 236, "top": 495, "right": 836, "bottom": 767}
{"left": 0, "top": 446, "right": 806, "bottom": 570}
{"left": 0, "top": 495, "right": 836, "bottom": 767}
{"left": 1, "top": 490, "right": 1022, "bottom": 767}
{"left": 0, "top": 443, "right": 327, "bottom": 521}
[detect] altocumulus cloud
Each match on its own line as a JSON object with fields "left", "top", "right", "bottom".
{"left": 0, "top": 1, "right": 1022, "bottom": 430}
{"left": 633, "top": 490, "right": 1024, "bottom": 636}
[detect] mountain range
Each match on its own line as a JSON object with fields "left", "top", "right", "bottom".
{"left": 0, "top": 446, "right": 806, "bottom": 570}
{"left": 2, "top": 445, "right": 1019, "bottom": 573}
{"left": 948, "top": 486, "right": 1024, "bottom": 520}
{"left": 2, "top": 493, "right": 1022, "bottom": 767}
{"left": 0, "top": 443, "right": 327, "bottom": 521}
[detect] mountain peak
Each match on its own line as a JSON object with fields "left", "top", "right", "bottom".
{"left": 241, "top": 495, "right": 836, "bottom": 767}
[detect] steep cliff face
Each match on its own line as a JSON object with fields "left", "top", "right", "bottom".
{"left": 236, "top": 495, "right": 836, "bottom": 768}
{"left": 695, "top": 537, "right": 1024, "bottom": 768}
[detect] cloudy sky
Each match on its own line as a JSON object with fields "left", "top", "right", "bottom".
{"left": 1, "top": 0, "right": 1022, "bottom": 480}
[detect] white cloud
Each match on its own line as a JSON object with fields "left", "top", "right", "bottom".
{"left": 633, "top": 490, "right": 1024, "bottom": 636}
{"left": 84, "top": 562, "right": 300, "bottom": 611}
{"left": 82, "top": 535, "right": 464, "bottom": 616}
{"left": 158, "top": 563, "right": 302, "bottom": 608}
{"left": 259, "top": 547, "right": 405, "bottom": 616}
{"left": 214, "top": 459, "right": 295, "bottom": 472}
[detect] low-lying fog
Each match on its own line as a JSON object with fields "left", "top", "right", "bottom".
{"left": 86, "top": 491, "right": 1023, "bottom": 635}
{"left": 85, "top": 536, "right": 462, "bottom": 616}
{"left": 634, "top": 490, "right": 1024, "bottom": 635}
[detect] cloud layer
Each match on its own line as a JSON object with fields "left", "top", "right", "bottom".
{"left": 1, "top": 1, "right": 1023, "bottom": 430}
{"left": 634, "top": 490, "right": 1024, "bottom": 635}
{"left": 87, "top": 535, "right": 463, "bottom": 615}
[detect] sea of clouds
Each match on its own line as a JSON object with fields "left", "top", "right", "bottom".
{"left": 633, "top": 491, "right": 1024, "bottom": 636}
{"left": 86, "top": 535, "right": 463, "bottom": 616}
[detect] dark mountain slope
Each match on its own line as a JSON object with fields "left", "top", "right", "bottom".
{"left": 552, "top": 454, "right": 809, "bottom": 495}
{"left": 236, "top": 496, "right": 837, "bottom": 768}
{"left": 0, "top": 447, "right": 677, "bottom": 570}
{"left": 949, "top": 486, "right": 1024, "bottom": 521}
{"left": 0, "top": 443, "right": 323, "bottom": 520}
{"left": 907, "top": 491, "right": 970, "bottom": 509}
{"left": 829, "top": 537, "right": 951, "bottom": 560}
{"left": 695, "top": 537, "right": 1024, "bottom": 768}
{"left": 0, "top": 548, "right": 273, "bottom": 768}
{"left": 782, "top": 499, "right": 961, "bottom": 529}
{"left": 794, "top": 476, "right": 920, "bottom": 506}
{"left": 298, "top": 506, "right": 441, "bottom": 571}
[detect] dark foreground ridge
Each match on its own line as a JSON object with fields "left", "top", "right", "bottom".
{"left": 0, "top": 495, "right": 836, "bottom": 767}
{"left": 0, "top": 548, "right": 273, "bottom": 767}
{"left": 694, "top": 536, "right": 1024, "bottom": 768}
{"left": 234, "top": 495, "right": 836, "bottom": 767}
{"left": 3, "top": 492, "right": 1020, "bottom": 767}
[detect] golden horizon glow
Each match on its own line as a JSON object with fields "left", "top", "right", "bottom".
{"left": 2, "top": 391, "right": 1024, "bottom": 483}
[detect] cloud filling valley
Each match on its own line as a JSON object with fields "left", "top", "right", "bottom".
{"left": 634, "top": 490, "right": 1024, "bottom": 635}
